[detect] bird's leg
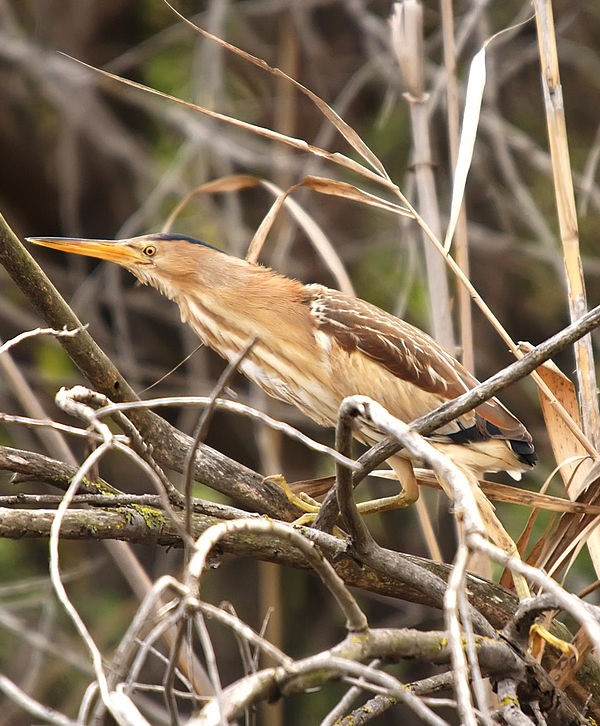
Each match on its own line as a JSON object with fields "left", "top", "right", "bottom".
{"left": 267, "top": 459, "right": 420, "bottom": 522}
{"left": 265, "top": 458, "right": 420, "bottom": 530}
{"left": 355, "top": 458, "right": 419, "bottom": 515}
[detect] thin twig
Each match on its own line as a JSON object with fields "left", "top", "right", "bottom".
{"left": 0, "top": 325, "right": 86, "bottom": 355}
{"left": 187, "top": 519, "right": 368, "bottom": 634}
{"left": 48, "top": 439, "right": 121, "bottom": 721}
{"left": 0, "top": 412, "right": 112, "bottom": 441}
{"left": 125, "top": 609, "right": 183, "bottom": 696}
{"left": 183, "top": 337, "right": 256, "bottom": 536}
{"left": 51, "top": 389, "right": 124, "bottom": 720}
{"left": 0, "top": 673, "right": 78, "bottom": 726}
{"left": 195, "top": 601, "right": 291, "bottom": 668}
{"left": 444, "top": 542, "right": 476, "bottom": 726}
{"left": 193, "top": 652, "right": 447, "bottom": 726}
{"left": 320, "top": 658, "right": 382, "bottom": 726}
{"left": 334, "top": 399, "right": 377, "bottom": 554}
{"left": 163, "top": 619, "right": 186, "bottom": 726}
{"left": 95, "top": 395, "right": 359, "bottom": 471}
{"left": 192, "top": 611, "right": 227, "bottom": 726}
{"left": 457, "top": 562, "right": 491, "bottom": 725}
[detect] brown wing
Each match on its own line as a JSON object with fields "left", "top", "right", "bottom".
{"left": 306, "top": 285, "right": 535, "bottom": 462}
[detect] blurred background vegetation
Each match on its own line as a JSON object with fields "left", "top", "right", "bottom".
{"left": 0, "top": 1, "right": 599, "bottom": 723}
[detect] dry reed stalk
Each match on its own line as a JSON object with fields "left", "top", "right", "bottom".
{"left": 533, "top": 0, "right": 600, "bottom": 685}
{"left": 534, "top": 0, "right": 600, "bottom": 557}
{"left": 390, "top": 1, "right": 455, "bottom": 352}
{"left": 255, "top": 21, "right": 300, "bottom": 726}
{"left": 440, "top": 0, "right": 474, "bottom": 373}
{"left": 534, "top": 0, "right": 600, "bottom": 457}
{"left": 390, "top": 0, "right": 460, "bottom": 564}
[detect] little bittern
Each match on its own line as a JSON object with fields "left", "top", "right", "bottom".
{"left": 27, "top": 233, "right": 536, "bottom": 511}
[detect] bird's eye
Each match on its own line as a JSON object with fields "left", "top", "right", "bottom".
{"left": 143, "top": 245, "right": 157, "bottom": 258}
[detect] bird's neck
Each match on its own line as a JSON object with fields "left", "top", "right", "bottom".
{"left": 168, "top": 256, "right": 316, "bottom": 359}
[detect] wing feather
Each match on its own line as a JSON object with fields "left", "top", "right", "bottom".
{"left": 306, "top": 285, "right": 535, "bottom": 464}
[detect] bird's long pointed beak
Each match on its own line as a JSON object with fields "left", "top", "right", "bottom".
{"left": 26, "top": 237, "right": 142, "bottom": 265}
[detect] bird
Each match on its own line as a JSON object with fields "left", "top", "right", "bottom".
{"left": 27, "top": 232, "right": 536, "bottom": 518}
{"left": 30, "top": 232, "right": 578, "bottom": 658}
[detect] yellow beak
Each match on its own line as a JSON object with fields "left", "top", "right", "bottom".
{"left": 26, "top": 237, "right": 142, "bottom": 265}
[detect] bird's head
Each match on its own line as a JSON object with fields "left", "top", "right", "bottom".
{"left": 27, "top": 232, "right": 225, "bottom": 299}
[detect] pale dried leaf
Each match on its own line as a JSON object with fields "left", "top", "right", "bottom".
{"left": 249, "top": 179, "right": 355, "bottom": 294}
{"left": 247, "top": 175, "right": 412, "bottom": 265}
{"left": 531, "top": 463, "right": 600, "bottom": 581}
{"left": 514, "top": 345, "right": 600, "bottom": 579}
{"left": 524, "top": 344, "right": 593, "bottom": 495}
{"left": 163, "top": 175, "right": 261, "bottom": 231}
{"left": 372, "top": 468, "right": 600, "bottom": 515}
{"left": 246, "top": 188, "right": 292, "bottom": 265}
{"left": 247, "top": 176, "right": 413, "bottom": 290}
{"left": 158, "top": 173, "right": 354, "bottom": 293}
{"left": 164, "top": 1, "right": 389, "bottom": 180}
{"left": 301, "top": 176, "right": 412, "bottom": 217}
{"left": 62, "top": 55, "right": 390, "bottom": 188}
{"left": 443, "top": 47, "right": 486, "bottom": 252}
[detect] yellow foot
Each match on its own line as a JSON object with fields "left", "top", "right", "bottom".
{"left": 262, "top": 474, "right": 321, "bottom": 521}
{"left": 263, "top": 475, "right": 352, "bottom": 535}
{"left": 529, "top": 623, "right": 578, "bottom": 662}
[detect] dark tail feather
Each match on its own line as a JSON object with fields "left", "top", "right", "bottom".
{"left": 509, "top": 439, "right": 537, "bottom": 467}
